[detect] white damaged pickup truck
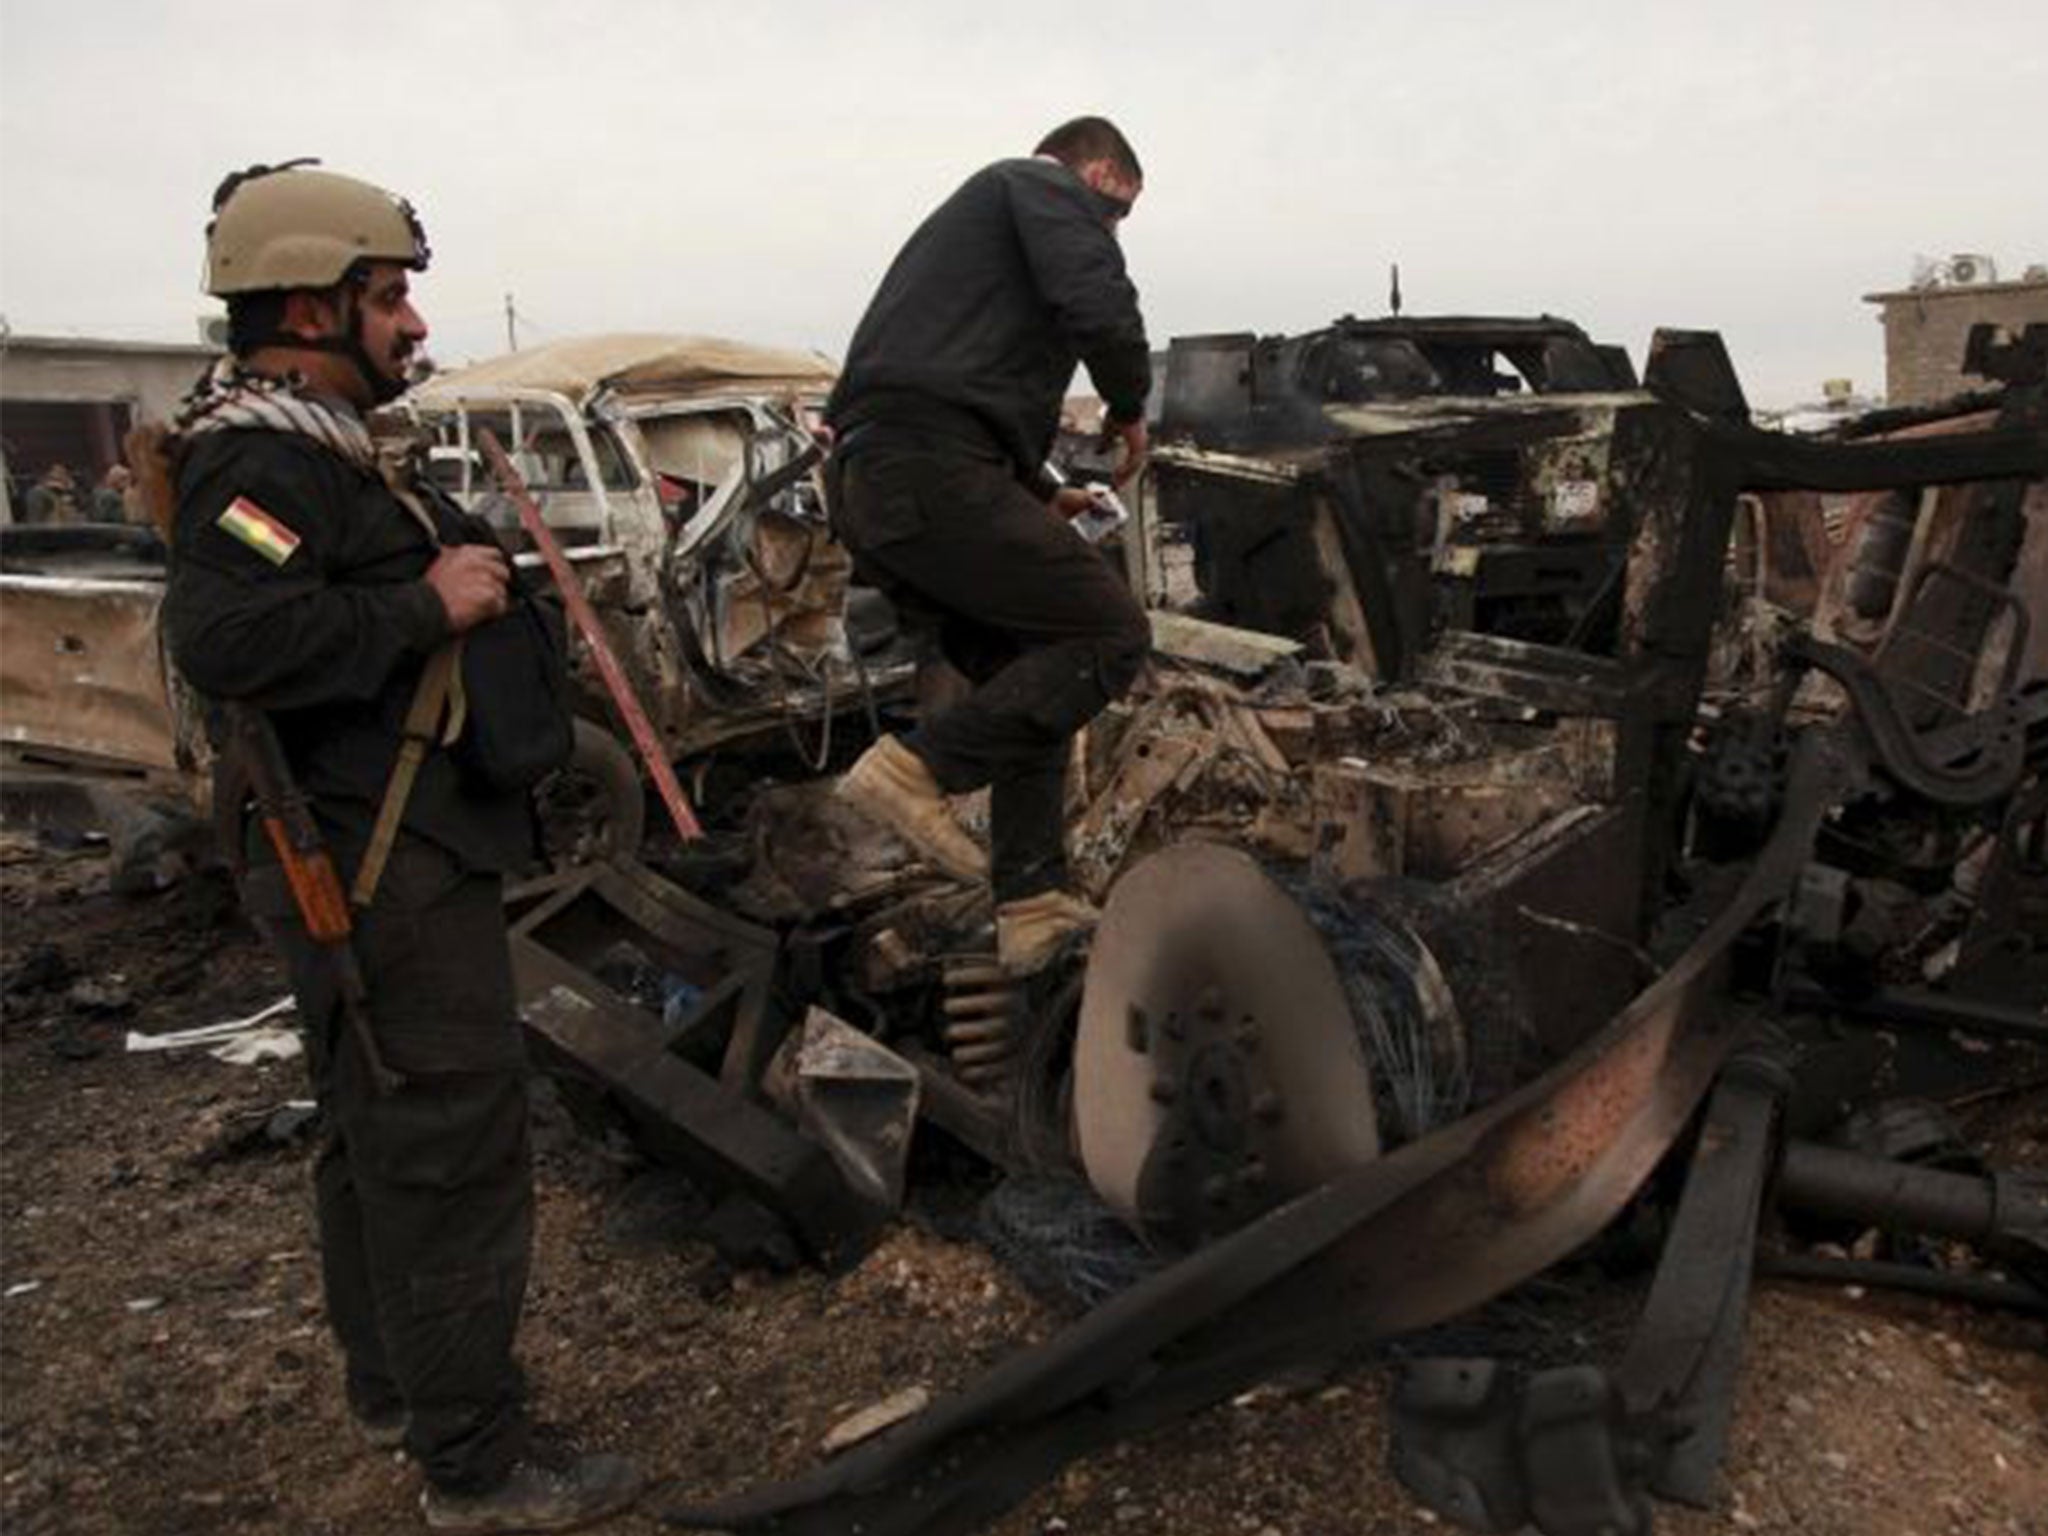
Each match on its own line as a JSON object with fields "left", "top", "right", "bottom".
{"left": 0, "top": 333, "right": 913, "bottom": 873}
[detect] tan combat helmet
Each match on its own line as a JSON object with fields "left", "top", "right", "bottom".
{"left": 205, "top": 160, "right": 429, "bottom": 296}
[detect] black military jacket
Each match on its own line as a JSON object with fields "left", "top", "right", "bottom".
{"left": 826, "top": 157, "right": 1151, "bottom": 481}
{"left": 164, "top": 426, "right": 534, "bottom": 874}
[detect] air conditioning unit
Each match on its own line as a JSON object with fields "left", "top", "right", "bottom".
{"left": 1946, "top": 253, "right": 1998, "bottom": 286}
{"left": 197, "top": 314, "right": 229, "bottom": 348}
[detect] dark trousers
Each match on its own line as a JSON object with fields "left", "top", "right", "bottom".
{"left": 248, "top": 833, "right": 533, "bottom": 1495}
{"left": 832, "top": 447, "right": 1150, "bottom": 900}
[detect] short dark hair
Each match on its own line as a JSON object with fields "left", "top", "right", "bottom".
{"left": 224, "top": 270, "right": 364, "bottom": 356}
{"left": 224, "top": 289, "right": 290, "bottom": 357}
{"left": 1034, "top": 116, "right": 1142, "bottom": 183}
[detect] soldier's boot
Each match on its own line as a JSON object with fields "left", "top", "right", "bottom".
{"left": 837, "top": 735, "right": 988, "bottom": 883}
{"left": 346, "top": 1379, "right": 408, "bottom": 1454}
{"left": 996, "top": 889, "right": 1100, "bottom": 976}
{"left": 420, "top": 1451, "right": 642, "bottom": 1534}
{"left": 359, "top": 1405, "right": 408, "bottom": 1453}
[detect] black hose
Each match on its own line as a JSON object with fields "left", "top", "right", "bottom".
{"left": 1758, "top": 1252, "right": 2048, "bottom": 1316}
{"left": 1776, "top": 1141, "right": 1997, "bottom": 1241}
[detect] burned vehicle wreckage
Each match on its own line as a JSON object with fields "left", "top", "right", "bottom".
{"left": 251, "top": 313, "right": 2040, "bottom": 1531}
{"left": 5, "top": 316, "right": 2045, "bottom": 1534}
{"left": 630, "top": 314, "right": 2045, "bottom": 1536}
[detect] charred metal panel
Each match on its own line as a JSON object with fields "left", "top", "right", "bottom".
{"left": 1610, "top": 403, "right": 1737, "bottom": 916}
{"left": 1147, "top": 457, "right": 1348, "bottom": 648}
{"left": 1877, "top": 391, "right": 2043, "bottom": 727}
{"left": 1157, "top": 315, "right": 1634, "bottom": 457}
{"left": 1444, "top": 803, "right": 1647, "bottom": 1056}
{"left": 1616, "top": 1054, "right": 1790, "bottom": 1507}
{"left": 1643, "top": 329, "right": 1749, "bottom": 425}
{"left": 0, "top": 574, "right": 181, "bottom": 773}
{"left": 504, "top": 862, "right": 879, "bottom": 1260}
{"left": 1156, "top": 391, "right": 1687, "bottom": 682}
{"left": 1310, "top": 742, "right": 1591, "bottom": 885}
{"left": 1157, "top": 332, "right": 1257, "bottom": 445}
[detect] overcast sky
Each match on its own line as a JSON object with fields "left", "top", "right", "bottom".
{"left": 3, "top": 0, "right": 2043, "bottom": 406}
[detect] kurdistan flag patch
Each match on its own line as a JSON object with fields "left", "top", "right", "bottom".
{"left": 216, "top": 497, "right": 301, "bottom": 566}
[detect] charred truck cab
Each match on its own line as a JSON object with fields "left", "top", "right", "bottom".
{"left": 400, "top": 334, "right": 911, "bottom": 769}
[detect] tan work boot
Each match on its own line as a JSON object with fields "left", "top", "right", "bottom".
{"left": 420, "top": 1450, "right": 642, "bottom": 1533}
{"left": 838, "top": 736, "right": 989, "bottom": 883}
{"left": 996, "top": 889, "right": 1100, "bottom": 975}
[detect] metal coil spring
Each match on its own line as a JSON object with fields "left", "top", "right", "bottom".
{"left": 940, "top": 955, "right": 1021, "bottom": 1093}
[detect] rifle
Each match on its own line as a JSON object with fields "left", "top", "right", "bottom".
{"left": 223, "top": 701, "right": 405, "bottom": 1094}
{"left": 123, "top": 422, "right": 178, "bottom": 539}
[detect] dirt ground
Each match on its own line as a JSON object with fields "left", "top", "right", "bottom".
{"left": 2, "top": 830, "right": 2044, "bottom": 1536}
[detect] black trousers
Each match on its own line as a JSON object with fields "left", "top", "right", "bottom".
{"left": 248, "top": 832, "right": 533, "bottom": 1495}
{"left": 832, "top": 447, "right": 1150, "bottom": 900}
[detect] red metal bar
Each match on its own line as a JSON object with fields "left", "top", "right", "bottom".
{"left": 478, "top": 430, "right": 702, "bottom": 842}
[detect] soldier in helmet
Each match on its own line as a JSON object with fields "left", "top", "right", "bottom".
{"left": 160, "top": 162, "right": 641, "bottom": 1532}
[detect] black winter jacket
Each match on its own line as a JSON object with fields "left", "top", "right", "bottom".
{"left": 164, "top": 427, "right": 537, "bottom": 874}
{"left": 826, "top": 157, "right": 1150, "bottom": 481}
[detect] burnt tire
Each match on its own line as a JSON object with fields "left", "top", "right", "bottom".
{"left": 538, "top": 718, "right": 646, "bottom": 870}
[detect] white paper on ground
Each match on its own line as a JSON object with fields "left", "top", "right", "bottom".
{"left": 124, "top": 995, "right": 295, "bottom": 1054}
{"left": 207, "top": 1028, "right": 304, "bottom": 1066}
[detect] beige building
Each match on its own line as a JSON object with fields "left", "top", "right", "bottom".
{"left": 1864, "top": 271, "right": 2048, "bottom": 407}
{"left": 2, "top": 333, "right": 219, "bottom": 516}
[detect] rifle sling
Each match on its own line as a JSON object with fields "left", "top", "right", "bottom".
{"left": 349, "top": 469, "right": 472, "bottom": 910}
{"left": 350, "top": 640, "right": 461, "bottom": 909}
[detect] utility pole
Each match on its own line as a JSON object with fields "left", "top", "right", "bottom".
{"left": 504, "top": 292, "right": 518, "bottom": 353}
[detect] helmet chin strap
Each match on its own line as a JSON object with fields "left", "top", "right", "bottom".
{"left": 275, "top": 283, "right": 406, "bottom": 404}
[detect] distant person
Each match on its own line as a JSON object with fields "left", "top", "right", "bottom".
{"left": 92, "top": 464, "right": 136, "bottom": 523}
{"left": 826, "top": 115, "right": 1153, "bottom": 976}
{"left": 25, "top": 463, "right": 82, "bottom": 525}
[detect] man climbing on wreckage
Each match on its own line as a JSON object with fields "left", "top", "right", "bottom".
{"left": 829, "top": 114, "right": 1154, "bottom": 976}
{"left": 159, "top": 161, "right": 641, "bottom": 1533}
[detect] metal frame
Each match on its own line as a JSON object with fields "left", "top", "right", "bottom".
{"left": 506, "top": 860, "right": 882, "bottom": 1263}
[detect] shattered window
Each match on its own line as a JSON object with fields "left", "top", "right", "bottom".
{"left": 471, "top": 411, "right": 634, "bottom": 492}
{"left": 637, "top": 409, "right": 759, "bottom": 521}
{"left": 640, "top": 411, "right": 751, "bottom": 489}
{"left": 421, "top": 406, "right": 637, "bottom": 498}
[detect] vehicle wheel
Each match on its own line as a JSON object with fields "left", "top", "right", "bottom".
{"left": 537, "top": 718, "right": 646, "bottom": 870}
{"left": 1074, "top": 843, "right": 1382, "bottom": 1252}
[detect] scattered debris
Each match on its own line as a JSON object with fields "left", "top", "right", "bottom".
{"left": 659, "top": 318, "right": 2048, "bottom": 1536}
{"left": 2, "top": 944, "right": 70, "bottom": 997}
{"left": 6, "top": 317, "right": 2046, "bottom": 1536}
{"left": 124, "top": 996, "right": 293, "bottom": 1050}
{"left": 821, "top": 1386, "right": 932, "bottom": 1456}
{"left": 196, "top": 1101, "right": 320, "bottom": 1164}
{"left": 66, "top": 976, "right": 134, "bottom": 1016}
{"left": 204, "top": 1029, "right": 301, "bottom": 1067}
{"left": 791, "top": 1008, "right": 922, "bottom": 1211}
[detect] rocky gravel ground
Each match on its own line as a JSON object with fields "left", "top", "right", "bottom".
{"left": 2, "top": 830, "right": 2043, "bottom": 1535}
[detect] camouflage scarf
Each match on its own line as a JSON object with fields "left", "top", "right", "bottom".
{"left": 174, "top": 357, "right": 378, "bottom": 472}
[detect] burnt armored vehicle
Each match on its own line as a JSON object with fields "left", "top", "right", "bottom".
{"left": 601, "top": 317, "right": 2047, "bottom": 1536}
